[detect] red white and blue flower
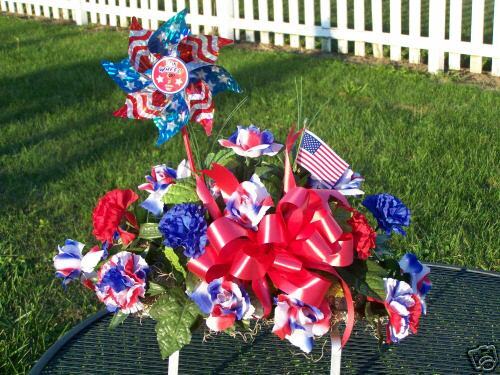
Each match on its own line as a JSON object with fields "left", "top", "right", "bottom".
{"left": 95, "top": 251, "right": 149, "bottom": 313}
{"left": 219, "top": 125, "right": 283, "bottom": 158}
{"left": 224, "top": 174, "right": 273, "bottom": 229}
{"left": 190, "top": 278, "right": 255, "bottom": 331}
{"left": 138, "top": 160, "right": 191, "bottom": 215}
{"left": 272, "top": 295, "right": 331, "bottom": 353}
{"left": 383, "top": 278, "right": 422, "bottom": 343}
{"left": 54, "top": 240, "right": 107, "bottom": 286}
{"left": 399, "top": 253, "right": 432, "bottom": 314}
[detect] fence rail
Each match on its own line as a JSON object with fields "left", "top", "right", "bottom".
{"left": 1, "top": 0, "right": 499, "bottom": 76}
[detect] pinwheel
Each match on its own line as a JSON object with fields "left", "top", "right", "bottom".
{"left": 102, "top": 9, "right": 241, "bottom": 147}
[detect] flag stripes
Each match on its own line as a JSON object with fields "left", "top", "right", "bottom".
{"left": 296, "top": 130, "right": 349, "bottom": 188}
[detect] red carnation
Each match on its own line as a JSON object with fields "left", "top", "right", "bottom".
{"left": 92, "top": 189, "right": 139, "bottom": 245}
{"left": 348, "top": 210, "right": 376, "bottom": 260}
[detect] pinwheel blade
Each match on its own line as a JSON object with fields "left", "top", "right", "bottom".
{"left": 128, "top": 17, "right": 158, "bottom": 73}
{"left": 186, "top": 80, "right": 214, "bottom": 135}
{"left": 190, "top": 65, "right": 242, "bottom": 96}
{"left": 114, "top": 89, "right": 168, "bottom": 119}
{"left": 178, "top": 35, "right": 233, "bottom": 64}
{"left": 102, "top": 59, "right": 152, "bottom": 93}
{"left": 154, "top": 93, "right": 190, "bottom": 145}
{"left": 148, "top": 9, "right": 190, "bottom": 56}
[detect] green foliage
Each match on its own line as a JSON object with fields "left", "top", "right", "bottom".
{"left": 162, "top": 178, "right": 200, "bottom": 205}
{"left": 337, "top": 259, "right": 388, "bottom": 301}
{"left": 204, "top": 148, "right": 239, "bottom": 169}
{"left": 149, "top": 288, "right": 201, "bottom": 359}
{"left": 147, "top": 281, "right": 167, "bottom": 297}
{"left": 108, "top": 311, "right": 129, "bottom": 330}
{"left": 254, "top": 163, "right": 285, "bottom": 203}
{"left": 139, "top": 222, "right": 162, "bottom": 240}
{"left": 163, "top": 247, "right": 187, "bottom": 279}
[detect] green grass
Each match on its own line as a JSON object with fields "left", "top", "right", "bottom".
{"left": 0, "top": 14, "right": 499, "bottom": 374}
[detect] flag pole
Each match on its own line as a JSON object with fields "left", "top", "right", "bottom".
{"left": 181, "top": 126, "right": 197, "bottom": 173}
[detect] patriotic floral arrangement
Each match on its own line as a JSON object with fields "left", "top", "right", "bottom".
{"left": 53, "top": 9, "right": 432, "bottom": 362}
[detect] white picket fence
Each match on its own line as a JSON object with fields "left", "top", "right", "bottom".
{"left": 1, "top": 0, "right": 500, "bottom": 76}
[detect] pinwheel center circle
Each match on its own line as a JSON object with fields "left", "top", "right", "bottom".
{"left": 151, "top": 56, "right": 189, "bottom": 94}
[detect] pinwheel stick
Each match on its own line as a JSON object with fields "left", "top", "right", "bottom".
{"left": 181, "top": 126, "right": 197, "bottom": 173}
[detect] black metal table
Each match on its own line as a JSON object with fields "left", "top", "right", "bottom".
{"left": 31, "top": 265, "right": 500, "bottom": 374}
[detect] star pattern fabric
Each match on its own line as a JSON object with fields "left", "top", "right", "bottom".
{"left": 101, "top": 9, "right": 241, "bottom": 145}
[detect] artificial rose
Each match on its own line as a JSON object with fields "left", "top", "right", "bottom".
{"left": 95, "top": 251, "right": 149, "bottom": 314}
{"left": 190, "top": 278, "right": 255, "bottom": 331}
{"left": 383, "top": 278, "right": 422, "bottom": 343}
{"left": 225, "top": 174, "right": 273, "bottom": 229}
{"left": 272, "top": 295, "right": 331, "bottom": 353}
{"left": 348, "top": 210, "right": 376, "bottom": 260}
{"left": 218, "top": 125, "right": 283, "bottom": 158}
{"left": 92, "top": 189, "right": 139, "bottom": 245}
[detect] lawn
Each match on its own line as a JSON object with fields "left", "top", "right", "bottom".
{"left": 0, "top": 14, "right": 499, "bottom": 374}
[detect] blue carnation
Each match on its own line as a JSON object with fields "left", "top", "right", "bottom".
{"left": 362, "top": 193, "right": 411, "bottom": 236}
{"left": 158, "top": 203, "right": 208, "bottom": 258}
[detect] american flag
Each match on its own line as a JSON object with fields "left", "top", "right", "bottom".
{"left": 296, "top": 130, "right": 349, "bottom": 188}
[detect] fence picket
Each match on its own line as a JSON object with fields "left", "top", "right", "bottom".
{"left": 304, "top": 0, "right": 315, "bottom": 49}
{"left": 371, "top": 0, "right": 383, "bottom": 57}
{"left": 188, "top": 0, "right": 199, "bottom": 34}
{"left": 53, "top": 3, "right": 60, "bottom": 19}
{"left": 89, "top": 0, "right": 97, "bottom": 23}
{"left": 217, "top": 0, "right": 235, "bottom": 39}
{"left": 43, "top": 2, "right": 50, "bottom": 17}
{"left": 165, "top": 0, "right": 173, "bottom": 13}
{"left": 389, "top": 0, "right": 401, "bottom": 61}
{"left": 116, "top": 0, "right": 126, "bottom": 27}
{"left": 33, "top": 0, "right": 40, "bottom": 16}
{"left": 289, "top": 0, "right": 300, "bottom": 47}
{"left": 470, "top": 0, "right": 485, "bottom": 73}
{"left": 139, "top": 0, "right": 150, "bottom": 29}
{"left": 177, "top": 0, "right": 186, "bottom": 11}
{"left": 244, "top": 0, "right": 255, "bottom": 41}
{"left": 26, "top": 1, "right": 33, "bottom": 15}
{"left": 448, "top": 0, "right": 462, "bottom": 70}
{"left": 73, "top": 0, "right": 87, "bottom": 25}
{"left": 203, "top": 0, "right": 213, "bottom": 34}
{"left": 337, "top": 0, "right": 348, "bottom": 53}
{"left": 492, "top": 0, "right": 500, "bottom": 76}
{"left": 98, "top": 0, "right": 106, "bottom": 25}
{"left": 409, "top": 0, "right": 421, "bottom": 63}
{"left": 354, "top": 0, "right": 365, "bottom": 56}
{"left": 320, "top": 0, "right": 331, "bottom": 52}
{"left": 273, "top": 0, "right": 284, "bottom": 45}
{"left": 62, "top": 3, "right": 70, "bottom": 19}
{"left": 258, "top": 0, "right": 270, "bottom": 44}
{"left": 428, "top": 0, "right": 446, "bottom": 72}
{"left": 232, "top": 0, "right": 240, "bottom": 40}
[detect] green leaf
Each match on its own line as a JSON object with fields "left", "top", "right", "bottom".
{"left": 163, "top": 247, "right": 187, "bottom": 279}
{"left": 108, "top": 311, "right": 129, "bottom": 330}
{"left": 331, "top": 203, "right": 353, "bottom": 233}
{"left": 149, "top": 288, "right": 201, "bottom": 359}
{"left": 162, "top": 178, "right": 200, "bottom": 205}
{"left": 147, "top": 281, "right": 167, "bottom": 296}
{"left": 337, "top": 259, "right": 387, "bottom": 301}
{"left": 139, "top": 223, "right": 162, "bottom": 240}
{"left": 205, "top": 148, "right": 239, "bottom": 169}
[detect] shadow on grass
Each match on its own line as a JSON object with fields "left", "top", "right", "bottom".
{"left": 0, "top": 51, "right": 310, "bottom": 210}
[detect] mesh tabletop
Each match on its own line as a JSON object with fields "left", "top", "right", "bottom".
{"left": 32, "top": 265, "right": 500, "bottom": 374}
